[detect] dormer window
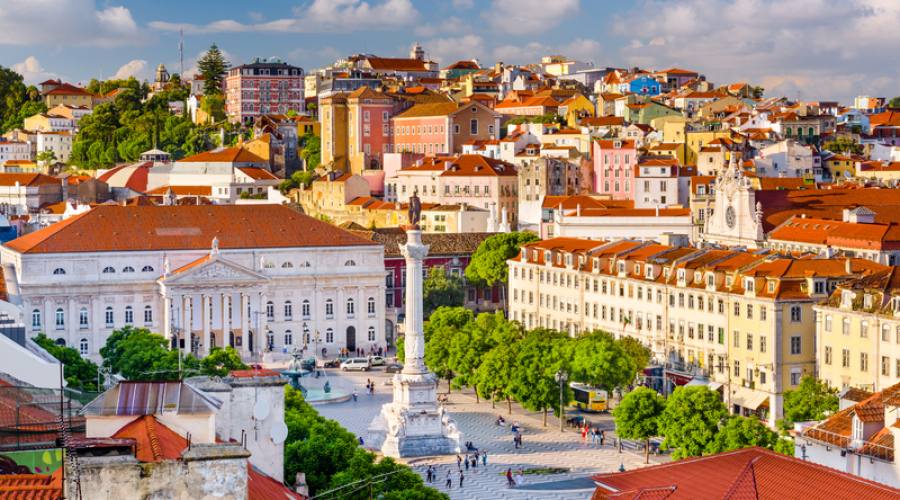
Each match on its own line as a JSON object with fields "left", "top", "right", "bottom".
{"left": 813, "top": 280, "right": 825, "bottom": 294}
{"left": 745, "top": 278, "right": 755, "bottom": 293}
{"left": 893, "top": 297, "right": 900, "bottom": 313}
{"left": 864, "top": 294, "right": 873, "bottom": 309}
{"left": 706, "top": 274, "right": 715, "bottom": 288}
{"left": 634, "top": 264, "right": 641, "bottom": 275}
{"left": 593, "top": 258, "right": 600, "bottom": 270}
{"left": 725, "top": 276, "right": 733, "bottom": 287}
{"left": 565, "top": 254, "right": 572, "bottom": 266}
{"left": 544, "top": 250, "right": 551, "bottom": 263}
{"left": 768, "top": 281, "right": 776, "bottom": 293}
{"left": 663, "top": 268, "right": 670, "bottom": 279}
{"left": 677, "top": 269, "right": 686, "bottom": 282}
{"left": 842, "top": 290, "right": 854, "bottom": 307}
{"left": 521, "top": 248, "right": 527, "bottom": 259}
{"left": 646, "top": 265, "right": 653, "bottom": 278}
{"left": 618, "top": 262, "right": 625, "bottom": 273}
{"left": 694, "top": 271, "right": 701, "bottom": 283}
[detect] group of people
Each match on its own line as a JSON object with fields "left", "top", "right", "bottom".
{"left": 505, "top": 468, "right": 525, "bottom": 488}
{"left": 338, "top": 346, "right": 386, "bottom": 358}
{"left": 581, "top": 425, "right": 606, "bottom": 446}
{"left": 364, "top": 379, "right": 376, "bottom": 395}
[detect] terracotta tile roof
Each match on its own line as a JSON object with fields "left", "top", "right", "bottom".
{"left": 769, "top": 215, "right": 900, "bottom": 251}
{"left": 841, "top": 387, "right": 873, "bottom": 403}
{"left": 594, "top": 139, "right": 636, "bottom": 149}
{"left": 229, "top": 369, "right": 282, "bottom": 378}
{"left": 177, "top": 147, "right": 265, "bottom": 164}
{"left": 350, "top": 228, "right": 494, "bottom": 257}
{"left": 248, "top": 464, "right": 305, "bottom": 500}
{"left": 4, "top": 205, "right": 377, "bottom": 254}
{"left": 43, "top": 83, "right": 92, "bottom": 97}
{"left": 658, "top": 68, "right": 698, "bottom": 75}
{"left": 238, "top": 167, "right": 279, "bottom": 180}
{"left": 403, "top": 155, "right": 516, "bottom": 177}
{"left": 0, "top": 471, "right": 62, "bottom": 499}
{"left": 0, "top": 173, "right": 60, "bottom": 187}
{"left": 591, "top": 447, "right": 899, "bottom": 500}
{"left": 580, "top": 116, "right": 625, "bottom": 127}
{"left": 146, "top": 185, "right": 213, "bottom": 196}
{"left": 364, "top": 57, "right": 429, "bottom": 72}
{"left": 394, "top": 102, "right": 458, "bottom": 119}
{"left": 111, "top": 415, "right": 187, "bottom": 462}
{"left": 756, "top": 187, "right": 900, "bottom": 233}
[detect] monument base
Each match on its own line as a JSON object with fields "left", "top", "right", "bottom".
{"left": 367, "top": 372, "right": 461, "bottom": 458}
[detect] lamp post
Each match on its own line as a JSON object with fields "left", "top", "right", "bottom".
{"left": 555, "top": 369, "right": 568, "bottom": 432}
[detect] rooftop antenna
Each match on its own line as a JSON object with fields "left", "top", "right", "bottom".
{"left": 179, "top": 29, "right": 184, "bottom": 78}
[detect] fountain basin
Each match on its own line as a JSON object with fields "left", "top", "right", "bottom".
{"left": 305, "top": 388, "right": 351, "bottom": 404}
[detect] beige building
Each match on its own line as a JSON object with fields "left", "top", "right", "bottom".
{"left": 814, "top": 267, "right": 900, "bottom": 392}
{"left": 508, "top": 236, "right": 886, "bottom": 425}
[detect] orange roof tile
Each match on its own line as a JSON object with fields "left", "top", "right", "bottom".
{"left": 0, "top": 173, "right": 60, "bottom": 187}
{"left": 112, "top": 415, "right": 187, "bottom": 462}
{"left": 177, "top": 147, "right": 265, "bottom": 164}
{"left": 0, "top": 471, "right": 62, "bottom": 499}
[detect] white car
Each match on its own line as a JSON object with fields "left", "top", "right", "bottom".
{"left": 368, "top": 355, "right": 386, "bottom": 366}
{"left": 340, "top": 357, "right": 372, "bottom": 371}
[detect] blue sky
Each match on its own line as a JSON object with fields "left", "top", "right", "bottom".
{"left": 2, "top": 0, "right": 898, "bottom": 102}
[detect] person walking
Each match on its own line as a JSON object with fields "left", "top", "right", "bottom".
{"left": 464, "top": 454, "right": 469, "bottom": 471}
{"left": 446, "top": 471, "right": 452, "bottom": 489}
{"left": 458, "top": 470, "right": 464, "bottom": 488}
{"left": 506, "top": 468, "right": 514, "bottom": 488}
{"left": 513, "top": 433, "right": 519, "bottom": 449}
{"left": 581, "top": 424, "right": 588, "bottom": 442}
{"left": 482, "top": 450, "right": 488, "bottom": 466}
{"left": 599, "top": 429, "right": 605, "bottom": 447}
{"left": 456, "top": 454, "right": 462, "bottom": 470}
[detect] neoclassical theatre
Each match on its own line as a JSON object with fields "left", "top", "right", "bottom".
{"left": 1, "top": 205, "right": 387, "bottom": 361}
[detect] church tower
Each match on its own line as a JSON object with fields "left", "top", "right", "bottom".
{"left": 410, "top": 42, "right": 425, "bottom": 61}
{"left": 701, "top": 154, "right": 765, "bottom": 248}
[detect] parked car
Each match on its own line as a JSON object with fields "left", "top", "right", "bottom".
{"left": 323, "top": 358, "right": 341, "bottom": 368}
{"left": 368, "top": 355, "right": 386, "bottom": 366}
{"left": 300, "top": 357, "right": 317, "bottom": 371}
{"left": 340, "top": 357, "right": 372, "bottom": 371}
{"left": 384, "top": 363, "right": 403, "bottom": 373}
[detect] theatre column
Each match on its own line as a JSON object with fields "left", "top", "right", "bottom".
{"left": 202, "top": 294, "right": 211, "bottom": 356}
{"left": 240, "top": 293, "right": 250, "bottom": 357}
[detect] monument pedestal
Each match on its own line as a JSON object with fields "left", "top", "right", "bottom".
{"left": 367, "top": 227, "right": 461, "bottom": 457}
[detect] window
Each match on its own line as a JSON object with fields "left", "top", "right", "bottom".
{"left": 842, "top": 348, "right": 850, "bottom": 367}
{"left": 282, "top": 262, "right": 294, "bottom": 269}
{"left": 51, "top": 267, "right": 66, "bottom": 276}
{"left": 102, "top": 266, "right": 115, "bottom": 274}
{"left": 733, "top": 302, "right": 740, "bottom": 316}
{"left": 302, "top": 300, "right": 310, "bottom": 319}
{"left": 124, "top": 306, "right": 133, "bottom": 325}
{"left": 733, "top": 331, "right": 740, "bottom": 348}
{"left": 345, "top": 260, "right": 357, "bottom": 267}
{"left": 367, "top": 297, "right": 376, "bottom": 316}
{"left": 470, "top": 119, "right": 478, "bottom": 135}
{"left": 347, "top": 298, "right": 355, "bottom": 318}
{"left": 284, "top": 301, "right": 293, "bottom": 320}
{"left": 790, "top": 370, "right": 801, "bottom": 386}
{"left": 746, "top": 333, "right": 753, "bottom": 350}
{"left": 325, "top": 328, "right": 334, "bottom": 343}
{"left": 882, "top": 356, "right": 890, "bottom": 376}
{"left": 55, "top": 308, "right": 64, "bottom": 329}
{"left": 144, "top": 305, "right": 153, "bottom": 324}
{"left": 79, "top": 308, "right": 88, "bottom": 328}
{"left": 860, "top": 352, "right": 869, "bottom": 372}
{"left": 368, "top": 326, "right": 376, "bottom": 341}
{"left": 747, "top": 304, "right": 753, "bottom": 319}
{"left": 860, "top": 321, "right": 869, "bottom": 338}
{"left": 734, "top": 360, "right": 740, "bottom": 377}
{"left": 842, "top": 317, "right": 850, "bottom": 335}
{"left": 824, "top": 315, "right": 832, "bottom": 332}
{"left": 31, "top": 309, "right": 41, "bottom": 328}
{"left": 284, "top": 331, "right": 293, "bottom": 346}
{"left": 325, "top": 299, "right": 334, "bottom": 319}
{"left": 825, "top": 346, "right": 832, "bottom": 365}
{"left": 790, "top": 306, "right": 801, "bottom": 322}
{"left": 142, "top": 265, "right": 154, "bottom": 272}
{"left": 79, "top": 338, "right": 88, "bottom": 355}
{"left": 790, "top": 336, "right": 801, "bottom": 355}
{"left": 105, "top": 307, "right": 113, "bottom": 326}
{"left": 760, "top": 307, "right": 766, "bottom": 321}
{"left": 266, "top": 301, "right": 275, "bottom": 320}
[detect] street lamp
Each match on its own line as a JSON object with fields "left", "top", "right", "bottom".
{"left": 555, "top": 369, "right": 568, "bottom": 432}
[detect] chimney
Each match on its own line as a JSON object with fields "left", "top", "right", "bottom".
{"left": 294, "top": 473, "right": 309, "bottom": 497}
{"left": 576, "top": 203, "right": 581, "bottom": 216}
{"left": 845, "top": 257, "right": 852, "bottom": 274}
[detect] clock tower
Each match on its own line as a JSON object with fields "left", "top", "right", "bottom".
{"left": 702, "top": 154, "right": 765, "bottom": 248}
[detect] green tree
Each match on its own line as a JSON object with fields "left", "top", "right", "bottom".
{"left": 200, "top": 346, "right": 248, "bottom": 377}
{"left": 32, "top": 334, "right": 101, "bottom": 392}
{"left": 618, "top": 336, "right": 651, "bottom": 371}
{"left": 464, "top": 231, "right": 539, "bottom": 288}
{"left": 823, "top": 136, "right": 864, "bottom": 155}
{"left": 781, "top": 375, "right": 838, "bottom": 427}
{"left": 0, "top": 65, "right": 30, "bottom": 133}
{"left": 299, "top": 132, "right": 321, "bottom": 169}
{"left": 510, "top": 329, "right": 571, "bottom": 426}
{"left": 278, "top": 168, "right": 317, "bottom": 194}
{"left": 447, "top": 311, "right": 511, "bottom": 401}
{"left": 423, "top": 307, "right": 472, "bottom": 391}
{"left": 709, "top": 415, "right": 778, "bottom": 454}
{"left": 200, "top": 93, "right": 226, "bottom": 123}
{"left": 197, "top": 44, "right": 229, "bottom": 96}
{"left": 889, "top": 96, "right": 900, "bottom": 109}
{"left": 100, "top": 326, "right": 199, "bottom": 380}
{"left": 3, "top": 99, "right": 46, "bottom": 132}
{"left": 475, "top": 339, "right": 520, "bottom": 413}
{"left": 658, "top": 386, "right": 728, "bottom": 459}
{"left": 613, "top": 387, "right": 666, "bottom": 463}
{"left": 423, "top": 266, "right": 465, "bottom": 315}
{"left": 570, "top": 331, "right": 638, "bottom": 391}
{"left": 751, "top": 86, "right": 765, "bottom": 99}
{"left": 36, "top": 149, "right": 57, "bottom": 166}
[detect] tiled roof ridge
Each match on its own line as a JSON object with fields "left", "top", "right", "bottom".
{"left": 721, "top": 456, "right": 760, "bottom": 498}
{"left": 144, "top": 415, "right": 164, "bottom": 461}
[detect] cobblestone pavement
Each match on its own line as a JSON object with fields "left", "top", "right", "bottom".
{"left": 309, "top": 366, "right": 668, "bottom": 500}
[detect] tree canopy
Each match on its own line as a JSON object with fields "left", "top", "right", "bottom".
{"left": 709, "top": 415, "right": 779, "bottom": 454}
{"left": 200, "top": 346, "right": 248, "bottom": 377}
{"left": 823, "top": 136, "right": 864, "bottom": 155}
{"left": 510, "top": 329, "right": 571, "bottom": 425}
{"left": 658, "top": 386, "right": 728, "bottom": 459}
{"left": 197, "top": 44, "right": 229, "bottom": 95}
{"left": 299, "top": 132, "right": 321, "bottom": 169}
{"left": 424, "top": 307, "right": 473, "bottom": 390}
{"left": 423, "top": 266, "right": 465, "bottom": 315}
{"left": 570, "top": 331, "right": 639, "bottom": 391}
{"left": 781, "top": 375, "right": 838, "bottom": 426}
{"left": 889, "top": 96, "right": 900, "bottom": 109}
{"left": 32, "top": 334, "right": 101, "bottom": 392}
{"left": 464, "top": 232, "right": 539, "bottom": 288}
{"left": 0, "top": 66, "right": 43, "bottom": 133}
{"left": 613, "top": 387, "right": 666, "bottom": 463}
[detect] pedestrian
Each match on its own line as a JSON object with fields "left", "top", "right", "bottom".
{"left": 352, "top": 390, "right": 358, "bottom": 402}
{"left": 471, "top": 455, "right": 477, "bottom": 469}
{"left": 464, "top": 455, "right": 469, "bottom": 471}
{"left": 599, "top": 429, "right": 605, "bottom": 447}
{"left": 581, "top": 425, "right": 588, "bottom": 442}
{"left": 506, "top": 468, "right": 514, "bottom": 488}
{"left": 589, "top": 428, "right": 596, "bottom": 444}
{"left": 446, "top": 471, "right": 452, "bottom": 489}
{"left": 358, "top": 436, "right": 364, "bottom": 446}
{"left": 456, "top": 454, "right": 462, "bottom": 470}
{"left": 513, "top": 433, "right": 519, "bottom": 449}
{"left": 458, "top": 470, "right": 464, "bottom": 488}
{"left": 482, "top": 450, "right": 488, "bottom": 466}
{"left": 428, "top": 465, "right": 435, "bottom": 483}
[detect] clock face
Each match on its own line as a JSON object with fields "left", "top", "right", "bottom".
{"left": 725, "top": 206, "right": 736, "bottom": 229}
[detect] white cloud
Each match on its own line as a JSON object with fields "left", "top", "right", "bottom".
{"left": 12, "top": 56, "right": 58, "bottom": 84}
{"left": 615, "top": 0, "right": 900, "bottom": 101}
{"left": 490, "top": 38, "right": 602, "bottom": 65}
{"left": 151, "top": 0, "right": 419, "bottom": 34}
{"left": 452, "top": 0, "right": 475, "bottom": 8}
{"left": 0, "top": 0, "right": 146, "bottom": 47}
{"left": 414, "top": 16, "right": 469, "bottom": 37}
{"left": 484, "top": 0, "right": 579, "bottom": 34}
{"left": 425, "top": 35, "right": 485, "bottom": 65}
{"left": 113, "top": 60, "right": 150, "bottom": 81}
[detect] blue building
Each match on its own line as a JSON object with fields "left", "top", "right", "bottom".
{"left": 629, "top": 75, "right": 662, "bottom": 96}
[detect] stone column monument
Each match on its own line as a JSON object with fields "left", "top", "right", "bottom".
{"left": 367, "top": 194, "right": 461, "bottom": 457}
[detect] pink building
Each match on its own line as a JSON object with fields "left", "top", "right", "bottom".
{"left": 347, "top": 87, "right": 396, "bottom": 170}
{"left": 391, "top": 101, "right": 500, "bottom": 155}
{"left": 225, "top": 57, "right": 304, "bottom": 124}
{"left": 592, "top": 139, "right": 637, "bottom": 198}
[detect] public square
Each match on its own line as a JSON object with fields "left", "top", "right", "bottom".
{"left": 309, "top": 365, "right": 666, "bottom": 500}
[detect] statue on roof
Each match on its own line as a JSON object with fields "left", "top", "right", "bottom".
{"left": 408, "top": 189, "right": 422, "bottom": 228}
{"left": 211, "top": 236, "right": 219, "bottom": 256}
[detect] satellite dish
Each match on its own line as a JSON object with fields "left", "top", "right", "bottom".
{"left": 253, "top": 397, "right": 270, "bottom": 421}
{"left": 270, "top": 420, "right": 288, "bottom": 444}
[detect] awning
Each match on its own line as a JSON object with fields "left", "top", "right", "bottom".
{"left": 686, "top": 378, "right": 723, "bottom": 391}
{"left": 730, "top": 386, "right": 770, "bottom": 410}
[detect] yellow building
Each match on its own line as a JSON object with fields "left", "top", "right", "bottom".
{"left": 655, "top": 116, "right": 687, "bottom": 144}
{"left": 319, "top": 93, "right": 349, "bottom": 170}
{"left": 685, "top": 130, "right": 732, "bottom": 167}
{"left": 824, "top": 154, "right": 861, "bottom": 182}
{"left": 293, "top": 115, "right": 320, "bottom": 138}
{"left": 507, "top": 237, "right": 886, "bottom": 426}
{"left": 41, "top": 82, "right": 94, "bottom": 109}
{"left": 558, "top": 94, "right": 595, "bottom": 127}
{"left": 814, "top": 267, "right": 900, "bottom": 392}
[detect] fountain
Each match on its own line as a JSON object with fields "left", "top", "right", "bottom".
{"left": 280, "top": 348, "right": 310, "bottom": 396}
{"left": 280, "top": 347, "right": 350, "bottom": 404}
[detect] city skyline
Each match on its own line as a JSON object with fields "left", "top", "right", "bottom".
{"left": 1, "top": 0, "right": 898, "bottom": 102}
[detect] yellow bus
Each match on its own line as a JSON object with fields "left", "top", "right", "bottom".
{"left": 570, "top": 383, "right": 608, "bottom": 412}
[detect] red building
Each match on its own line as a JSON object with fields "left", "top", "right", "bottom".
{"left": 225, "top": 57, "right": 304, "bottom": 124}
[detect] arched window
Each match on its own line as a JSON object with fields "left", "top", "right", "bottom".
{"left": 31, "top": 309, "right": 41, "bottom": 329}
{"left": 302, "top": 299, "right": 310, "bottom": 319}
{"left": 367, "top": 297, "right": 376, "bottom": 316}
{"left": 266, "top": 301, "right": 274, "bottom": 320}
{"left": 284, "top": 301, "right": 293, "bottom": 320}
{"left": 808, "top": 127, "right": 814, "bottom": 137}
{"left": 368, "top": 326, "right": 376, "bottom": 341}
{"left": 105, "top": 307, "right": 114, "bottom": 326}
{"left": 55, "top": 308, "right": 64, "bottom": 329}
{"left": 325, "top": 299, "right": 334, "bottom": 318}
{"left": 55, "top": 338, "right": 66, "bottom": 346}
{"left": 122, "top": 266, "right": 135, "bottom": 273}
{"left": 102, "top": 266, "right": 115, "bottom": 274}
{"left": 284, "top": 330, "right": 293, "bottom": 346}
{"left": 281, "top": 262, "right": 293, "bottom": 268}
{"left": 300, "top": 261, "right": 311, "bottom": 268}
{"left": 79, "top": 338, "right": 88, "bottom": 355}
{"left": 266, "top": 331, "right": 275, "bottom": 349}
{"left": 79, "top": 308, "right": 88, "bottom": 328}
{"left": 52, "top": 268, "right": 66, "bottom": 275}
{"left": 346, "top": 298, "right": 355, "bottom": 318}
{"left": 325, "top": 328, "right": 334, "bottom": 343}
{"left": 263, "top": 260, "right": 275, "bottom": 269}
{"left": 142, "top": 265, "right": 154, "bottom": 273}
{"left": 144, "top": 305, "right": 153, "bottom": 324}
{"left": 124, "top": 306, "right": 133, "bottom": 325}
{"left": 344, "top": 260, "right": 357, "bottom": 267}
